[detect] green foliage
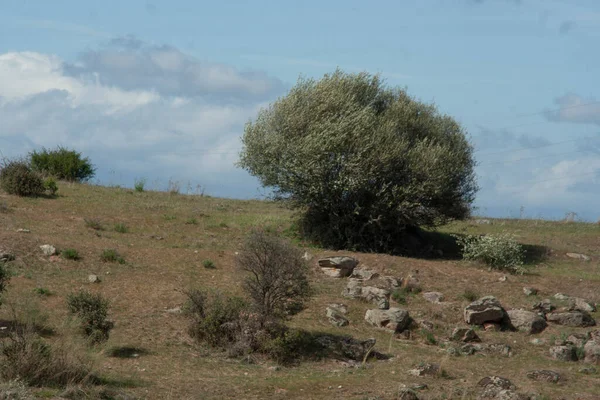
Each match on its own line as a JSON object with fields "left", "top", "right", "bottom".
{"left": 0, "top": 262, "right": 9, "bottom": 306}
{"left": 61, "top": 249, "right": 80, "bottom": 261}
{"left": 185, "top": 217, "right": 198, "bottom": 225}
{"left": 0, "top": 159, "right": 45, "bottom": 197}
{"left": 100, "top": 249, "right": 125, "bottom": 264}
{"left": 236, "top": 230, "right": 311, "bottom": 320}
{"left": 43, "top": 177, "right": 58, "bottom": 196}
{"left": 163, "top": 214, "right": 176, "bottom": 221}
{"left": 114, "top": 223, "right": 128, "bottom": 233}
{"left": 239, "top": 70, "right": 477, "bottom": 253}
{"left": 29, "top": 147, "right": 95, "bottom": 182}
{"left": 66, "top": 290, "right": 113, "bottom": 344}
{"left": 33, "top": 287, "right": 52, "bottom": 296}
{"left": 261, "top": 329, "right": 319, "bottom": 365}
{"left": 456, "top": 233, "right": 526, "bottom": 274}
{"left": 134, "top": 178, "right": 146, "bottom": 192}
{"left": 421, "top": 329, "right": 437, "bottom": 345}
{"left": 202, "top": 259, "right": 216, "bottom": 269}
{"left": 462, "top": 288, "right": 479, "bottom": 302}
{"left": 84, "top": 218, "right": 104, "bottom": 231}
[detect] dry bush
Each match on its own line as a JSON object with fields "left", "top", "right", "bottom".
{"left": 66, "top": 291, "right": 113, "bottom": 344}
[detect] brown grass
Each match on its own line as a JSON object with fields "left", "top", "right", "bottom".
{"left": 0, "top": 183, "right": 599, "bottom": 399}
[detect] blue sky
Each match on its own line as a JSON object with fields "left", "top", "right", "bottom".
{"left": 1, "top": 0, "right": 599, "bottom": 220}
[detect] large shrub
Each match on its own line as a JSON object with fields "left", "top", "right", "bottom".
{"left": 239, "top": 70, "right": 477, "bottom": 253}
{"left": 0, "top": 160, "right": 45, "bottom": 197}
{"left": 66, "top": 290, "right": 113, "bottom": 344}
{"left": 456, "top": 233, "right": 525, "bottom": 274}
{"left": 236, "top": 230, "right": 311, "bottom": 320}
{"left": 29, "top": 147, "right": 95, "bottom": 182}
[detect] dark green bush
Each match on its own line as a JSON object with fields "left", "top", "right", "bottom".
{"left": 239, "top": 70, "right": 477, "bottom": 254}
{"left": 61, "top": 249, "right": 80, "bottom": 261}
{"left": 29, "top": 147, "right": 95, "bottom": 182}
{"left": 0, "top": 159, "right": 45, "bottom": 197}
{"left": 202, "top": 259, "right": 215, "bottom": 269}
{"left": 100, "top": 249, "right": 125, "bottom": 264}
{"left": 66, "top": 290, "right": 113, "bottom": 344}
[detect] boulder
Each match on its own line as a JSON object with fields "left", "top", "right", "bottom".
{"left": 342, "top": 279, "right": 390, "bottom": 309}
{"left": 451, "top": 327, "right": 480, "bottom": 343}
{"left": 546, "top": 311, "right": 596, "bottom": 327}
{"left": 526, "top": 370, "right": 560, "bottom": 383}
{"left": 522, "top": 287, "right": 537, "bottom": 296}
{"left": 464, "top": 296, "right": 505, "bottom": 325}
{"left": 566, "top": 333, "right": 588, "bottom": 347}
{"left": 549, "top": 345, "right": 578, "bottom": 361}
{"left": 408, "top": 363, "right": 440, "bottom": 377}
{"left": 570, "top": 297, "right": 597, "bottom": 313}
{"left": 476, "top": 376, "right": 528, "bottom": 400}
{"left": 506, "top": 309, "right": 547, "bottom": 334}
{"left": 422, "top": 292, "right": 444, "bottom": 303}
{"left": 566, "top": 252, "right": 591, "bottom": 261}
{"left": 318, "top": 256, "right": 358, "bottom": 278}
{"left": 532, "top": 299, "right": 555, "bottom": 315}
{"left": 380, "top": 275, "right": 402, "bottom": 289}
{"left": 583, "top": 340, "right": 600, "bottom": 365}
{"left": 88, "top": 274, "right": 101, "bottom": 283}
{"left": 40, "top": 244, "right": 57, "bottom": 256}
{"left": 314, "top": 335, "right": 377, "bottom": 361}
{"left": 365, "top": 308, "right": 411, "bottom": 332}
{"left": 326, "top": 305, "right": 349, "bottom": 327}
{"left": 350, "top": 266, "right": 379, "bottom": 280}
{"left": 342, "top": 279, "right": 363, "bottom": 298}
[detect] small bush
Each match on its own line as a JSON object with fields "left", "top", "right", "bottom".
{"left": 100, "top": 249, "right": 125, "bottom": 264}
{"left": 0, "top": 159, "right": 45, "bottom": 197}
{"left": 421, "top": 329, "right": 437, "bottom": 345}
{"left": 0, "top": 262, "right": 10, "bottom": 306}
{"left": 134, "top": 178, "right": 146, "bottom": 192}
{"left": 237, "top": 230, "right": 311, "bottom": 320}
{"left": 66, "top": 290, "right": 113, "bottom": 344}
{"left": 462, "top": 288, "right": 479, "bottom": 302}
{"left": 84, "top": 218, "right": 104, "bottom": 231}
{"left": 43, "top": 177, "right": 58, "bottom": 196}
{"left": 114, "top": 223, "right": 128, "bottom": 233}
{"left": 202, "top": 259, "right": 216, "bottom": 269}
{"left": 61, "top": 249, "right": 80, "bottom": 261}
{"left": 456, "top": 233, "right": 525, "bottom": 274}
{"left": 391, "top": 288, "right": 408, "bottom": 304}
{"left": 33, "top": 287, "right": 52, "bottom": 296}
{"left": 185, "top": 217, "right": 198, "bottom": 225}
{"left": 29, "top": 147, "right": 95, "bottom": 182}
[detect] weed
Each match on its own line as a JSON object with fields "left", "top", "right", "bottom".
{"left": 185, "top": 217, "right": 198, "bottom": 225}
{"left": 0, "top": 262, "right": 9, "bottom": 306}
{"left": 114, "top": 223, "right": 128, "bottom": 233}
{"left": 421, "top": 329, "right": 437, "bottom": 345}
{"left": 134, "top": 177, "right": 146, "bottom": 192}
{"left": 391, "top": 288, "right": 408, "bottom": 304}
{"left": 66, "top": 290, "right": 113, "bottom": 344}
{"left": 202, "top": 259, "right": 216, "bottom": 269}
{"left": 100, "top": 249, "right": 125, "bottom": 264}
{"left": 84, "top": 218, "right": 104, "bottom": 231}
{"left": 163, "top": 214, "right": 176, "bottom": 221}
{"left": 168, "top": 179, "right": 180, "bottom": 195}
{"left": 462, "top": 288, "right": 479, "bottom": 302}
{"left": 61, "top": 249, "right": 80, "bottom": 261}
{"left": 33, "top": 287, "right": 52, "bottom": 296}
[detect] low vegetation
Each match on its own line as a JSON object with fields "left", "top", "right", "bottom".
{"left": 29, "top": 146, "right": 95, "bottom": 182}
{"left": 66, "top": 290, "right": 113, "bottom": 344}
{"left": 61, "top": 249, "right": 80, "bottom": 261}
{"left": 100, "top": 249, "right": 125, "bottom": 264}
{"left": 0, "top": 159, "right": 45, "bottom": 197}
{"left": 456, "top": 233, "right": 526, "bottom": 274}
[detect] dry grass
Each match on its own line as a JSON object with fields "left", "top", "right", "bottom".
{"left": 0, "top": 183, "right": 599, "bottom": 399}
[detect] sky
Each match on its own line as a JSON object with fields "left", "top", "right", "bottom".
{"left": 0, "top": 0, "right": 599, "bottom": 220}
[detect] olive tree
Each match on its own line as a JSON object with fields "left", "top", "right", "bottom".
{"left": 239, "top": 70, "right": 477, "bottom": 253}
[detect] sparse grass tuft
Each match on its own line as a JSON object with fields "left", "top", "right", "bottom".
{"left": 202, "top": 259, "right": 216, "bottom": 269}
{"left": 134, "top": 177, "right": 146, "bottom": 192}
{"left": 114, "top": 223, "right": 128, "bottom": 233}
{"left": 33, "top": 287, "right": 52, "bottom": 296}
{"left": 462, "top": 288, "right": 479, "bottom": 302}
{"left": 185, "top": 217, "right": 198, "bottom": 225}
{"left": 61, "top": 249, "right": 80, "bottom": 261}
{"left": 84, "top": 218, "right": 104, "bottom": 231}
{"left": 100, "top": 249, "right": 125, "bottom": 264}
{"left": 163, "top": 214, "right": 176, "bottom": 221}
{"left": 391, "top": 288, "right": 408, "bottom": 304}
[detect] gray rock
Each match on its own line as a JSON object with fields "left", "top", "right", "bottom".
{"left": 318, "top": 256, "right": 359, "bottom": 277}
{"left": 477, "top": 376, "right": 515, "bottom": 391}
{"left": 532, "top": 299, "right": 555, "bottom": 315}
{"left": 365, "top": 308, "right": 411, "bottom": 332}
{"left": 506, "top": 309, "right": 547, "bottom": 334}
{"left": 584, "top": 340, "right": 600, "bottom": 365}
{"left": 326, "top": 306, "right": 349, "bottom": 327}
{"left": 40, "top": 244, "right": 57, "bottom": 256}
{"left": 327, "top": 303, "right": 348, "bottom": 314}
{"left": 566, "top": 333, "right": 588, "bottom": 347}
{"left": 529, "top": 338, "right": 545, "bottom": 346}
{"left": 526, "top": 370, "right": 561, "bottom": 383}
{"left": 408, "top": 362, "right": 440, "bottom": 377}
{"left": 522, "top": 287, "right": 537, "bottom": 296}
{"left": 342, "top": 279, "right": 390, "bottom": 309}
{"left": 475, "top": 219, "right": 491, "bottom": 225}
{"left": 380, "top": 275, "right": 402, "bottom": 289}
{"left": 88, "top": 274, "right": 101, "bottom": 283}
{"left": 464, "top": 296, "right": 505, "bottom": 325}
{"left": 422, "top": 291, "right": 444, "bottom": 303}
{"left": 16, "top": 228, "right": 30, "bottom": 233}
{"left": 350, "top": 266, "right": 379, "bottom": 280}
{"left": 314, "top": 335, "right": 376, "bottom": 361}
{"left": 451, "top": 327, "right": 480, "bottom": 343}
{"left": 476, "top": 376, "right": 529, "bottom": 400}
{"left": 546, "top": 311, "right": 596, "bottom": 327}
{"left": 549, "top": 345, "right": 578, "bottom": 361}
{"left": 570, "top": 297, "right": 597, "bottom": 313}
{"left": 566, "top": 252, "right": 591, "bottom": 261}
{"left": 342, "top": 279, "right": 363, "bottom": 298}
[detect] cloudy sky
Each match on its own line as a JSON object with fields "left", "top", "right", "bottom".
{"left": 0, "top": 0, "right": 599, "bottom": 220}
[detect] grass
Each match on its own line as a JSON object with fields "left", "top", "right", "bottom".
{"left": 84, "top": 218, "right": 104, "bottom": 231}
{"left": 100, "top": 249, "right": 125, "bottom": 264}
{"left": 202, "top": 259, "right": 216, "bottom": 269}
{"left": 114, "top": 223, "right": 128, "bottom": 233}
{"left": 0, "top": 183, "right": 599, "bottom": 399}
{"left": 61, "top": 248, "right": 80, "bottom": 260}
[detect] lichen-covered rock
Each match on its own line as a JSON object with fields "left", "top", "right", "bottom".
{"left": 365, "top": 308, "right": 411, "bottom": 332}
{"left": 549, "top": 345, "right": 578, "bottom": 361}
{"left": 526, "top": 370, "right": 561, "bottom": 383}
{"left": 408, "top": 362, "right": 440, "bottom": 377}
{"left": 451, "top": 327, "right": 480, "bottom": 343}
{"left": 326, "top": 305, "right": 349, "bottom": 327}
{"left": 422, "top": 291, "right": 444, "bottom": 303}
{"left": 506, "top": 309, "right": 547, "bottom": 334}
{"left": 318, "top": 256, "right": 358, "bottom": 277}
{"left": 584, "top": 340, "right": 600, "bottom": 365}
{"left": 546, "top": 311, "right": 596, "bottom": 327}
{"left": 464, "top": 296, "right": 505, "bottom": 325}
{"left": 350, "top": 266, "right": 379, "bottom": 280}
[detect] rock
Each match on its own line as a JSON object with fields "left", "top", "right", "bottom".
{"left": 380, "top": 275, "right": 402, "bottom": 289}
{"left": 165, "top": 306, "right": 182, "bottom": 314}
{"left": 480, "top": 343, "right": 512, "bottom": 357}
{"left": 397, "top": 388, "right": 420, "bottom": 400}
{"left": 40, "top": 244, "right": 57, "bottom": 256}
{"left": 532, "top": 299, "right": 555, "bottom": 315}
{"left": 546, "top": 311, "right": 596, "bottom": 327}
{"left": 583, "top": 340, "right": 600, "bottom": 365}
{"left": 342, "top": 280, "right": 390, "bottom": 309}
{"left": 570, "top": 297, "right": 597, "bottom": 313}
{"left": 365, "top": 308, "right": 411, "bottom": 332}
{"left": 301, "top": 251, "right": 313, "bottom": 261}
{"left": 327, "top": 303, "right": 348, "bottom": 314}
{"left": 477, "top": 376, "right": 515, "bottom": 391}
{"left": 566, "top": 333, "right": 588, "bottom": 347}
{"left": 476, "top": 376, "right": 525, "bottom": 400}
{"left": 326, "top": 306, "right": 349, "bottom": 327}
{"left": 522, "top": 287, "right": 537, "bottom": 296}
{"left": 318, "top": 256, "right": 359, "bottom": 278}
{"left": 16, "top": 228, "right": 30, "bottom": 233}
{"left": 475, "top": 219, "right": 491, "bottom": 225}
{"left": 464, "top": 296, "right": 505, "bottom": 325}
{"left": 408, "top": 362, "right": 440, "bottom": 377}
{"left": 498, "top": 275, "right": 507, "bottom": 282}
{"left": 579, "top": 366, "right": 597, "bottom": 374}
{"left": 483, "top": 322, "right": 502, "bottom": 332}
{"left": 342, "top": 278, "right": 363, "bottom": 298}
{"left": 422, "top": 292, "right": 444, "bottom": 303}
{"left": 526, "top": 370, "right": 561, "bottom": 383}
{"left": 553, "top": 293, "right": 570, "bottom": 301}
{"left": 529, "top": 338, "right": 545, "bottom": 346}
{"left": 549, "top": 345, "right": 578, "bottom": 361}
{"left": 506, "top": 309, "right": 547, "bottom": 334}
{"left": 0, "top": 251, "right": 15, "bottom": 263}
{"left": 88, "top": 274, "right": 101, "bottom": 283}
{"left": 314, "top": 335, "right": 376, "bottom": 361}
{"left": 451, "top": 327, "right": 480, "bottom": 343}
{"left": 350, "top": 266, "right": 379, "bottom": 280}
{"left": 566, "top": 252, "right": 591, "bottom": 261}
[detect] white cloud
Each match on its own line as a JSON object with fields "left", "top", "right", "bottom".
{"left": 545, "top": 93, "right": 600, "bottom": 126}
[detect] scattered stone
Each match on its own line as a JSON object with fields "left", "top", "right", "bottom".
{"left": 498, "top": 275, "right": 507, "bottom": 282}
{"left": 464, "top": 296, "right": 505, "bottom": 325}
{"left": 0, "top": 251, "right": 15, "bottom": 262}
{"left": 553, "top": 293, "right": 570, "bottom": 301}
{"left": 477, "top": 376, "right": 515, "bottom": 391}
{"left": 165, "top": 307, "right": 182, "bottom": 314}
{"left": 408, "top": 363, "right": 440, "bottom": 377}
{"left": 342, "top": 279, "right": 390, "bottom": 309}
{"left": 422, "top": 292, "right": 444, "bottom": 303}
{"left": 480, "top": 343, "right": 512, "bottom": 357}
{"left": 583, "top": 340, "right": 600, "bottom": 365}
{"left": 451, "top": 327, "right": 480, "bottom": 343}
{"left": 526, "top": 370, "right": 561, "bottom": 383}
{"left": 88, "top": 274, "right": 101, "bottom": 283}
{"left": 566, "top": 333, "right": 588, "bottom": 347}
{"left": 301, "top": 251, "right": 313, "bottom": 261}
{"left": 546, "top": 311, "right": 596, "bottom": 327}
{"left": 549, "top": 345, "right": 578, "bottom": 361}
{"left": 318, "top": 256, "right": 359, "bottom": 278}
{"left": 397, "top": 388, "right": 420, "bottom": 400}
{"left": 327, "top": 303, "right": 348, "bottom": 314}
{"left": 483, "top": 322, "right": 502, "bottom": 332}
{"left": 579, "top": 366, "right": 597, "bottom": 374}
{"left": 380, "top": 276, "right": 402, "bottom": 289}
{"left": 326, "top": 306, "right": 350, "bottom": 327}
{"left": 506, "top": 309, "right": 547, "bottom": 334}
{"left": 529, "top": 338, "right": 545, "bottom": 346}
{"left": 16, "top": 228, "right": 30, "bottom": 233}
{"left": 365, "top": 308, "right": 411, "bottom": 332}
{"left": 476, "top": 376, "right": 527, "bottom": 400}
{"left": 566, "top": 252, "right": 591, "bottom": 261}
{"left": 475, "top": 219, "right": 491, "bottom": 225}
{"left": 418, "top": 320, "right": 434, "bottom": 331}
{"left": 314, "top": 335, "right": 377, "bottom": 361}
{"left": 532, "top": 299, "right": 555, "bottom": 315}
{"left": 350, "top": 266, "right": 379, "bottom": 280}
{"left": 40, "top": 244, "right": 57, "bottom": 256}
{"left": 522, "top": 287, "right": 537, "bottom": 296}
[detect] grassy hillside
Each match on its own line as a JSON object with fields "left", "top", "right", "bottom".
{"left": 1, "top": 183, "right": 599, "bottom": 399}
